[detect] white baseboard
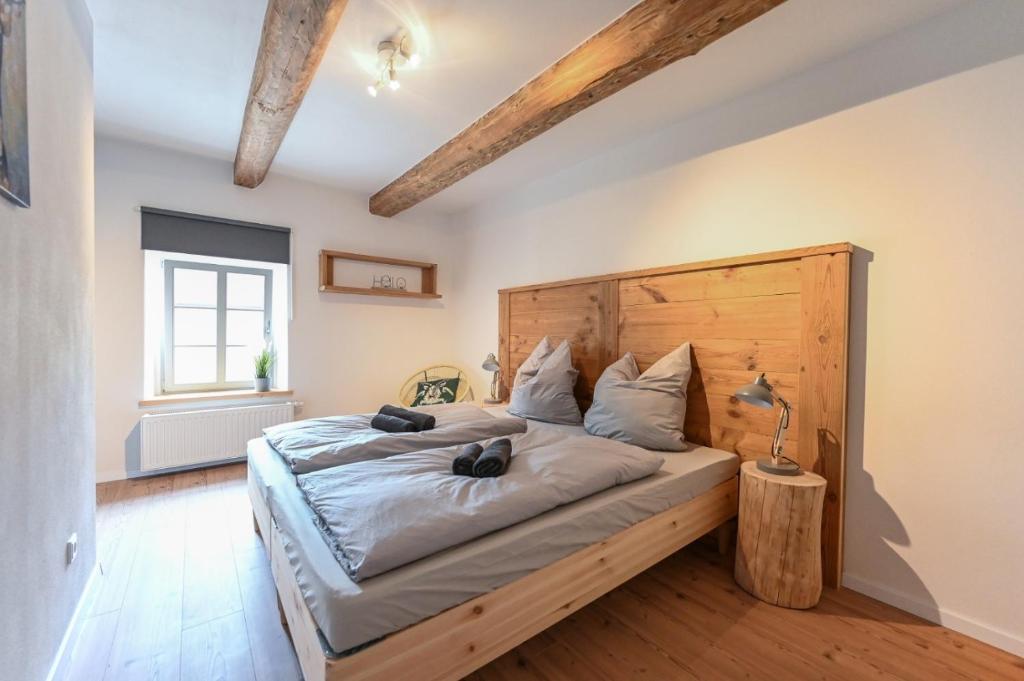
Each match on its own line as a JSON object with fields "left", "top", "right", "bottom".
{"left": 46, "top": 563, "right": 99, "bottom": 681}
{"left": 842, "top": 573, "right": 1024, "bottom": 658}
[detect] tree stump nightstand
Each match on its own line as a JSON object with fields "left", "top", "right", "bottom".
{"left": 734, "top": 461, "right": 826, "bottom": 609}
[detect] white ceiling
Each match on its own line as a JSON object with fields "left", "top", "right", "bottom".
{"left": 87, "top": 0, "right": 968, "bottom": 213}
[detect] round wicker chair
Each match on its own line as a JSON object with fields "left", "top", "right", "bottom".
{"left": 398, "top": 365, "right": 475, "bottom": 407}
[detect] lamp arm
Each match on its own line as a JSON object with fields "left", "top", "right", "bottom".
{"left": 771, "top": 395, "right": 792, "bottom": 461}
{"left": 489, "top": 370, "right": 499, "bottom": 401}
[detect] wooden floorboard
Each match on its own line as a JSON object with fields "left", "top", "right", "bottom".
{"left": 63, "top": 464, "right": 1024, "bottom": 681}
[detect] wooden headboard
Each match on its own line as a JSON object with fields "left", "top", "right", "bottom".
{"left": 497, "top": 243, "right": 851, "bottom": 587}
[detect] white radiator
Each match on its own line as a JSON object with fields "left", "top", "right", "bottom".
{"left": 140, "top": 402, "right": 295, "bottom": 472}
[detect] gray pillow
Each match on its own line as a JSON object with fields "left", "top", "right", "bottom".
{"left": 512, "top": 336, "right": 552, "bottom": 389}
{"left": 583, "top": 343, "right": 692, "bottom": 451}
{"left": 507, "top": 339, "right": 583, "bottom": 425}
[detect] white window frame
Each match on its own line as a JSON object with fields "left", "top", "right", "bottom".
{"left": 162, "top": 260, "right": 273, "bottom": 394}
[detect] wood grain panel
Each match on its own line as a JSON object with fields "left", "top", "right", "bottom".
{"left": 630, "top": 338, "right": 800, "bottom": 373}
{"left": 690, "top": 425, "right": 800, "bottom": 464}
{"left": 600, "top": 281, "right": 619, "bottom": 368}
{"left": 509, "top": 335, "right": 602, "bottom": 359}
{"left": 619, "top": 294, "right": 801, "bottom": 341}
{"left": 685, "top": 393, "right": 799, "bottom": 442}
{"left": 508, "top": 308, "right": 599, "bottom": 337}
{"left": 696, "top": 367, "right": 798, "bottom": 398}
{"left": 508, "top": 283, "right": 606, "bottom": 407}
{"left": 509, "top": 283, "right": 603, "bottom": 312}
{"left": 509, "top": 345, "right": 603, "bottom": 370}
{"left": 619, "top": 260, "right": 801, "bottom": 306}
{"left": 500, "top": 243, "right": 851, "bottom": 294}
{"left": 797, "top": 252, "right": 850, "bottom": 589}
{"left": 498, "top": 292, "right": 510, "bottom": 400}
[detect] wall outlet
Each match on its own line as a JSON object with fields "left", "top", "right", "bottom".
{"left": 66, "top": 533, "right": 78, "bottom": 566}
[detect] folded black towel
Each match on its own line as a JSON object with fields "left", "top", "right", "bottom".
{"left": 452, "top": 443, "right": 484, "bottom": 476}
{"left": 473, "top": 438, "right": 513, "bottom": 478}
{"left": 370, "top": 413, "right": 418, "bottom": 433}
{"left": 378, "top": 405, "right": 436, "bottom": 431}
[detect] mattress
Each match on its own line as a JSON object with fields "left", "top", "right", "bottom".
{"left": 248, "top": 418, "right": 739, "bottom": 655}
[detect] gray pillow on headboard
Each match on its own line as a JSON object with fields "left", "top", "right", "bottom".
{"left": 583, "top": 343, "right": 692, "bottom": 451}
{"left": 507, "top": 339, "right": 583, "bottom": 425}
{"left": 512, "top": 335, "right": 552, "bottom": 389}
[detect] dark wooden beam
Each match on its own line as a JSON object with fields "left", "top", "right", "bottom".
{"left": 234, "top": 0, "right": 348, "bottom": 188}
{"left": 369, "top": 0, "right": 786, "bottom": 217}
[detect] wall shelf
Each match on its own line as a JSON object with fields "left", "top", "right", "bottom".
{"left": 318, "top": 249, "right": 441, "bottom": 299}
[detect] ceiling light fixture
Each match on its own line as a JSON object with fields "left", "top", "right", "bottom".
{"left": 368, "top": 34, "right": 419, "bottom": 97}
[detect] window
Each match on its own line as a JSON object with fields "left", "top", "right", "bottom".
{"left": 163, "top": 260, "right": 272, "bottom": 393}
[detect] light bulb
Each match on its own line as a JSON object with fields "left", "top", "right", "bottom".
{"left": 388, "top": 79, "right": 400, "bottom": 91}
{"left": 408, "top": 53, "right": 421, "bottom": 68}
{"left": 367, "top": 84, "right": 378, "bottom": 97}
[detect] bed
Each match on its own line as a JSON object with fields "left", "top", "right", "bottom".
{"left": 249, "top": 242, "right": 852, "bottom": 681}
{"left": 249, "top": 416, "right": 738, "bottom": 655}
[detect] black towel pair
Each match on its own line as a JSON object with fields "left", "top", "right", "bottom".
{"left": 452, "top": 439, "right": 513, "bottom": 478}
{"left": 370, "top": 405, "right": 437, "bottom": 433}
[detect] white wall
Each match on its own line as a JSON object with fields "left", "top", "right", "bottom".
{"left": 94, "top": 137, "right": 465, "bottom": 481}
{"left": 449, "top": 6, "right": 1024, "bottom": 656}
{"left": 0, "top": 1, "right": 96, "bottom": 679}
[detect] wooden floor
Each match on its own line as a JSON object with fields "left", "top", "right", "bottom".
{"left": 58, "top": 464, "right": 1023, "bottom": 681}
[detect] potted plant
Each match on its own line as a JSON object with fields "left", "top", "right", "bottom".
{"left": 254, "top": 347, "right": 275, "bottom": 392}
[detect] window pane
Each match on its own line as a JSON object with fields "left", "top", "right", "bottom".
{"left": 174, "top": 308, "right": 217, "bottom": 345}
{"left": 226, "top": 309, "right": 264, "bottom": 347}
{"left": 225, "top": 346, "right": 257, "bottom": 383}
{"left": 173, "top": 268, "right": 217, "bottom": 307}
{"left": 227, "top": 273, "right": 266, "bottom": 309}
{"left": 173, "top": 347, "right": 216, "bottom": 385}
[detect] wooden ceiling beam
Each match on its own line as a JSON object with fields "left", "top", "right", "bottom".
{"left": 234, "top": 0, "right": 348, "bottom": 188}
{"left": 369, "top": 0, "right": 786, "bottom": 217}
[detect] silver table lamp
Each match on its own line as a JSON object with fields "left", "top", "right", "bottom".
{"left": 482, "top": 353, "right": 502, "bottom": 404}
{"left": 734, "top": 373, "right": 800, "bottom": 476}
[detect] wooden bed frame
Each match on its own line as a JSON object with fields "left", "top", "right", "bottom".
{"left": 250, "top": 472, "right": 736, "bottom": 681}
{"left": 249, "top": 242, "right": 851, "bottom": 681}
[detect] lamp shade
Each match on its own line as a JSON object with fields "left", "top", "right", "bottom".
{"left": 482, "top": 353, "right": 500, "bottom": 372}
{"left": 734, "top": 374, "right": 774, "bottom": 409}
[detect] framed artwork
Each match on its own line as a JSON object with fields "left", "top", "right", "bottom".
{"left": 0, "top": 0, "right": 28, "bottom": 208}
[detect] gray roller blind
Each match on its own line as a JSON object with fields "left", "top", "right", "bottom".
{"left": 140, "top": 207, "right": 290, "bottom": 264}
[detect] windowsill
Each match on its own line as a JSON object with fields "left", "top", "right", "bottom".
{"left": 139, "top": 388, "right": 293, "bottom": 407}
